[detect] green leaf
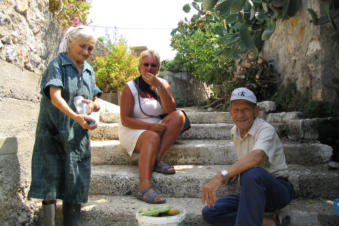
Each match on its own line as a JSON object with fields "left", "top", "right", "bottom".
{"left": 202, "top": 0, "right": 218, "bottom": 10}
{"left": 214, "top": 25, "right": 225, "bottom": 35}
{"left": 192, "top": 2, "right": 201, "bottom": 11}
{"left": 281, "top": 0, "right": 290, "bottom": 19}
{"left": 307, "top": 8, "right": 319, "bottom": 25}
{"left": 287, "top": 0, "right": 301, "bottom": 17}
{"left": 183, "top": 4, "right": 191, "bottom": 13}
{"left": 247, "top": 0, "right": 254, "bottom": 8}
{"left": 250, "top": 8, "right": 255, "bottom": 20}
{"left": 220, "top": 33, "right": 240, "bottom": 45}
{"left": 226, "top": 14, "right": 238, "bottom": 24}
{"left": 214, "top": 48, "right": 225, "bottom": 56}
{"left": 216, "top": 0, "right": 232, "bottom": 16}
{"left": 239, "top": 24, "right": 254, "bottom": 48}
{"left": 325, "top": 3, "right": 337, "bottom": 30}
{"left": 261, "top": 24, "right": 275, "bottom": 40}
{"left": 262, "top": 2, "right": 268, "bottom": 12}
{"left": 230, "top": 0, "right": 246, "bottom": 14}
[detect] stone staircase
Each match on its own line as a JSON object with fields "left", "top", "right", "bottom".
{"left": 54, "top": 102, "right": 338, "bottom": 225}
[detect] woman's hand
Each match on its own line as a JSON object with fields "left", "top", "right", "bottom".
{"left": 75, "top": 114, "right": 98, "bottom": 130}
{"left": 82, "top": 98, "right": 100, "bottom": 114}
{"left": 149, "top": 123, "right": 166, "bottom": 136}
{"left": 143, "top": 72, "right": 162, "bottom": 88}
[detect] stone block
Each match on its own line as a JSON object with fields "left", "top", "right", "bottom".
{"left": 266, "top": 112, "right": 302, "bottom": 123}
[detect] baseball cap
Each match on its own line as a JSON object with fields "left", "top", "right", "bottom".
{"left": 230, "top": 87, "right": 257, "bottom": 104}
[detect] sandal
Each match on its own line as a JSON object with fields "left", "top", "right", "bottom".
{"left": 136, "top": 187, "right": 166, "bottom": 204}
{"left": 154, "top": 159, "right": 175, "bottom": 174}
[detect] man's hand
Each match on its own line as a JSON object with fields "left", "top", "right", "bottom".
{"left": 202, "top": 174, "right": 225, "bottom": 207}
{"left": 149, "top": 123, "right": 166, "bottom": 135}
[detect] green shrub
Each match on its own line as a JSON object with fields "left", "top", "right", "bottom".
{"left": 174, "top": 97, "right": 187, "bottom": 107}
{"left": 93, "top": 39, "right": 139, "bottom": 93}
{"left": 272, "top": 81, "right": 339, "bottom": 118}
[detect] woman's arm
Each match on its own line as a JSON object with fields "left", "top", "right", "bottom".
{"left": 143, "top": 72, "right": 176, "bottom": 113}
{"left": 49, "top": 86, "right": 97, "bottom": 130}
{"left": 156, "top": 79, "right": 176, "bottom": 113}
{"left": 120, "top": 85, "right": 165, "bottom": 134}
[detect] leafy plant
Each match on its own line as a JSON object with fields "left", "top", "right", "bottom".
{"left": 272, "top": 80, "right": 339, "bottom": 118}
{"left": 49, "top": 0, "right": 91, "bottom": 31}
{"left": 174, "top": 97, "right": 187, "bottom": 107}
{"left": 180, "top": 0, "right": 301, "bottom": 58}
{"left": 93, "top": 39, "right": 139, "bottom": 93}
{"left": 170, "top": 14, "right": 235, "bottom": 86}
{"left": 230, "top": 51, "right": 280, "bottom": 102}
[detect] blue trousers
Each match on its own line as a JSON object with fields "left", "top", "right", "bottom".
{"left": 202, "top": 168, "right": 295, "bottom": 226}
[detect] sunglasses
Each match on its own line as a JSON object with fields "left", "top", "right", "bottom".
{"left": 143, "top": 63, "right": 158, "bottom": 68}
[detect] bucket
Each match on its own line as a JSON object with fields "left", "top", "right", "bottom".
{"left": 334, "top": 199, "right": 339, "bottom": 216}
{"left": 136, "top": 206, "right": 186, "bottom": 226}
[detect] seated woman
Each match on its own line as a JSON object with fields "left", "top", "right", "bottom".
{"left": 119, "top": 50, "right": 190, "bottom": 204}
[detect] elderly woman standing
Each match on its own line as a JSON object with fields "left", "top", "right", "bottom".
{"left": 28, "top": 26, "right": 102, "bottom": 226}
{"left": 119, "top": 50, "right": 190, "bottom": 204}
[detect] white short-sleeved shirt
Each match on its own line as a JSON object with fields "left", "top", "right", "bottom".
{"left": 231, "top": 118, "right": 288, "bottom": 178}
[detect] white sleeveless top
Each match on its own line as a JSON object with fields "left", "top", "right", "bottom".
{"left": 127, "top": 79, "right": 165, "bottom": 122}
{"left": 118, "top": 78, "right": 166, "bottom": 159}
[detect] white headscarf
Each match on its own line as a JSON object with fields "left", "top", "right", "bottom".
{"left": 57, "top": 26, "right": 92, "bottom": 54}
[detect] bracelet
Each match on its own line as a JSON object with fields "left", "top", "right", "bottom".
{"left": 156, "top": 84, "right": 163, "bottom": 92}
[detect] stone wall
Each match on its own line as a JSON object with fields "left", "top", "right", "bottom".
{"left": 1, "top": 0, "right": 62, "bottom": 73}
{"left": 160, "top": 71, "right": 212, "bottom": 106}
{"left": 0, "top": 0, "right": 63, "bottom": 224}
{"left": 263, "top": 0, "right": 339, "bottom": 102}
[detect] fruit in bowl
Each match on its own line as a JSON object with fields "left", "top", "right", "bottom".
{"left": 138, "top": 205, "right": 181, "bottom": 217}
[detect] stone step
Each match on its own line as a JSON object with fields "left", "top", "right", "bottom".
{"left": 99, "top": 111, "right": 233, "bottom": 124}
{"left": 90, "top": 140, "right": 332, "bottom": 166}
{"left": 89, "top": 123, "right": 234, "bottom": 140}
{"left": 89, "top": 121, "right": 321, "bottom": 141}
{"left": 89, "top": 164, "right": 339, "bottom": 199}
{"left": 51, "top": 196, "right": 338, "bottom": 226}
{"left": 99, "top": 108, "right": 303, "bottom": 125}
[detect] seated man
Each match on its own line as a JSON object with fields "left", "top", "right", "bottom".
{"left": 202, "top": 87, "right": 295, "bottom": 226}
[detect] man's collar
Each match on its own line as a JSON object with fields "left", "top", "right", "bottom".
{"left": 234, "top": 118, "right": 260, "bottom": 139}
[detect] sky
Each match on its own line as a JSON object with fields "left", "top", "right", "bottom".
{"left": 87, "top": 0, "right": 195, "bottom": 60}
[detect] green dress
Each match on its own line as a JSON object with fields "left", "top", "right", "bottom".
{"left": 28, "top": 53, "right": 102, "bottom": 204}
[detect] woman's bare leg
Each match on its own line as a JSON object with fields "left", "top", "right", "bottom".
{"left": 134, "top": 130, "right": 164, "bottom": 202}
{"left": 157, "top": 110, "right": 185, "bottom": 159}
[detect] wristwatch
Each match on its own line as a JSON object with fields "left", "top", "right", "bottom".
{"left": 221, "top": 169, "right": 229, "bottom": 181}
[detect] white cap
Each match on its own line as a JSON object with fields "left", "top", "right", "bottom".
{"left": 230, "top": 87, "right": 257, "bottom": 104}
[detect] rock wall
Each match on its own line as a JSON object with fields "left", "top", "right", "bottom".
{"left": 160, "top": 71, "right": 212, "bottom": 106}
{"left": 0, "top": 0, "right": 62, "bottom": 73}
{"left": 263, "top": 0, "right": 339, "bottom": 102}
{"left": 0, "top": 0, "right": 62, "bottom": 225}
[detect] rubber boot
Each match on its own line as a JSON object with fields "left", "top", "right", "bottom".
{"left": 62, "top": 202, "right": 81, "bottom": 226}
{"left": 42, "top": 200, "right": 56, "bottom": 226}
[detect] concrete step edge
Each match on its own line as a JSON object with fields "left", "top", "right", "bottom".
{"left": 51, "top": 196, "right": 338, "bottom": 226}
{"left": 90, "top": 140, "right": 332, "bottom": 166}
{"left": 89, "top": 164, "right": 339, "bottom": 199}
